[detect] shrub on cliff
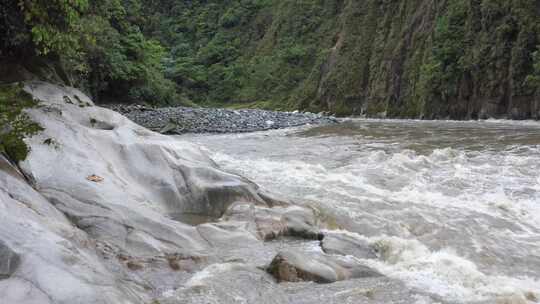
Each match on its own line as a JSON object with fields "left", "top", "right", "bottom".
{"left": 0, "top": 0, "right": 178, "bottom": 105}
{"left": 0, "top": 84, "right": 42, "bottom": 162}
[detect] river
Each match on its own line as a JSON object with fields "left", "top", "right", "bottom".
{"left": 180, "top": 119, "right": 540, "bottom": 303}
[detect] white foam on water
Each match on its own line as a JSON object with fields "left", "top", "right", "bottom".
{"left": 317, "top": 228, "right": 538, "bottom": 302}
{"left": 186, "top": 263, "right": 239, "bottom": 287}
{"left": 186, "top": 120, "right": 540, "bottom": 303}
{"left": 209, "top": 146, "right": 540, "bottom": 228}
{"left": 362, "top": 235, "right": 540, "bottom": 302}
{"left": 413, "top": 294, "right": 442, "bottom": 304}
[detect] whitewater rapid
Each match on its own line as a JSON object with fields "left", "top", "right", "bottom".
{"left": 180, "top": 119, "right": 540, "bottom": 303}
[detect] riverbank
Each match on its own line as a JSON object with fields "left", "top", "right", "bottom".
{"left": 106, "top": 104, "right": 338, "bottom": 134}
{"left": 3, "top": 81, "right": 420, "bottom": 304}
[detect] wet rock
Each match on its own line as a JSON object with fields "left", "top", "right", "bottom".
{"left": 267, "top": 250, "right": 381, "bottom": 284}
{"left": 282, "top": 208, "right": 324, "bottom": 240}
{"left": 159, "top": 263, "right": 289, "bottom": 304}
{"left": 224, "top": 203, "right": 323, "bottom": 241}
{"left": 0, "top": 81, "right": 302, "bottom": 303}
{"left": 278, "top": 276, "right": 433, "bottom": 304}
{"left": 0, "top": 241, "right": 20, "bottom": 279}
{"left": 321, "top": 232, "right": 377, "bottom": 259}
{"left": 195, "top": 221, "right": 269, "bottom": 264}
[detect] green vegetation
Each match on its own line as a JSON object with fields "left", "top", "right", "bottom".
{"left": 526, "top": 46, "right": 540, "bottom": 89}
{"left": 1, "top": 0, "right": 540, "bottom": 118}
{"left": 158, "top": 0, "right": 336, "bottom": 110}
{"left": 0, "top": 84, "right": 43, "bottom": 162}
{"left": 420, "top": 1, "right": 469, "bottom": 108}
{"left": 1, "top": 0, "right": 178, "bottom": 105}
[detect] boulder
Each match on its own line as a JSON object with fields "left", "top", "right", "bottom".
{"left": 225, "top": 203, "right": 323, "bottom": 241}
{"left": 321, "top": 232, "right": 377, "bottom": 259}
{"left": 267, "top": 250, "right": 381, "bottom": 284}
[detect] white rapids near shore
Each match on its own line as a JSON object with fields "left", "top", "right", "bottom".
{"left": 2, "top": 81, "right": 539, "bottom": 304}
{"left": 182, "top": 119, "right": 540, "bottom": 303}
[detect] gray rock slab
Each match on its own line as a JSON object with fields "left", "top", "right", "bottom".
{"left": 267, "top": 250, "right": 381, "bottom": 284}
{"left": 321, "top": 231, "right": 377, "bottom": 259}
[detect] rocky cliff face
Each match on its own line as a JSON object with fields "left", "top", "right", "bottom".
{"left": 298, "top": 0, "right": 540, "bottom": 119}
{"left": 0, "top": 82, "right": 428, "bottom": 303}
{"left": 160, "top": 0, "right": 540, "bottom": 119}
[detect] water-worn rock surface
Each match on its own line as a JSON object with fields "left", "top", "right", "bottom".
{"left": 106, "top": 104, "right": 338, "bottom": 134}
{"left": 267, "top": 250, "right": 381, "bottom": 283}
{"left": 321, "top": 232, "right": 377, "bottom": 259}
{"left": 0, "top": 82, "right": 430, "bottom": 303}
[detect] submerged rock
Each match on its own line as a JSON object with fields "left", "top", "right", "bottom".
{"left": 159, "top": 263, "right": 290, "bottom": 304}
{"left": 267, "top": 250, "right": 381, "bottom": 284}
{"left": 106, "top": 104, "right": 338, "bottom": 134}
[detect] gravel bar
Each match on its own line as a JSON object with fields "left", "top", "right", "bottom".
{"left": 106, "top": 105, "right": 339, "bottom": 134}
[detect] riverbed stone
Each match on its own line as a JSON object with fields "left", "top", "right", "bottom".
{"left": 267, "top": 250, "right": 381, "bottom": 284}
{"left": 158, "top": 263, "right": 290, "bottom": 304}
{"left": 321, "top": 232, "right": 377, "bottom": 259}
{"left": 224, "top": 203, "right": 323, "bottom": 241}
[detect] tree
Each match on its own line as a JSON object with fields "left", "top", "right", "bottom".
{"left": 16, "top": 0, "right": 88, "bottom": 56}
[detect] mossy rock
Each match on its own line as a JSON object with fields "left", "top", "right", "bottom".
{"left": 0, "top": 83, "right": 43, "bottom": 163}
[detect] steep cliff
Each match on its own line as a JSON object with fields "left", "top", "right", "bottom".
{"left": 158, "top": 0, "right": 540, "bottom": 119}
{"left": 2, "top": 0, "right": 540, "bottom": 119}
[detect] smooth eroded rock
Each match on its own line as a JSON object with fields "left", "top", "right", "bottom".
{"left": 321, "top": 232, "right": 377, "bottom": 259}
{"left": 158, "top": 263, "right": 289, "bottom": 304}
{"left": 224, "top": 203, "right": 323, "bottom": 241}
{"left": 267, "top": 250, "right": 381, "bottom": 284}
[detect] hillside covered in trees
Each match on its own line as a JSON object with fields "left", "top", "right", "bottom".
{"left": 2, "top": 0, "right": 540, "bottom": 119}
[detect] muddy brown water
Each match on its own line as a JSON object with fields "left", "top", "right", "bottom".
{"left": 179, "top": 119, "right": 540, "bottom": 303}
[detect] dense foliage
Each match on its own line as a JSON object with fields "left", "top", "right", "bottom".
{"left": 142, "top": 0, "right": 540, "bottom": 118}
{"left": 0, "top": 0, "right": 177, "bottom": 105}
{"left": 0, "top": 83, "right": 42, "bottom": 162}
{"left": 1, "top": 0, "right": 540, "bottom": 117}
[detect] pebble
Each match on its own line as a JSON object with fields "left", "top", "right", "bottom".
{"left": 105, "top": 105, "right": 338, "bottom": 134}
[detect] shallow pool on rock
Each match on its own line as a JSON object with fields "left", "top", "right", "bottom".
{"left": 180, "top": 119, "right": 540, "bottom": 303}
